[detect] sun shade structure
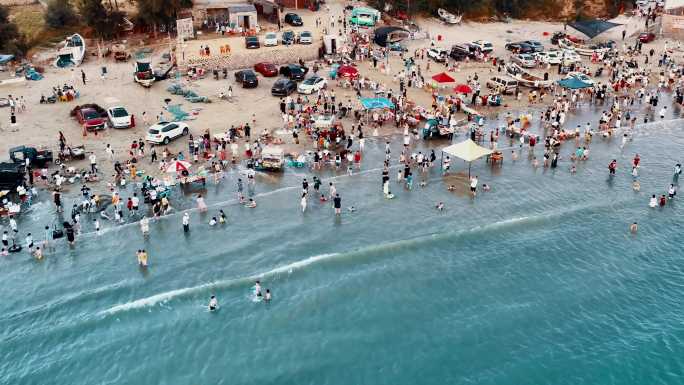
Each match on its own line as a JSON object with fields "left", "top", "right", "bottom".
{"left": 441, "top": 139, "right": 493, "bottom": 177}
{"left": 373, "top": 26, "right": 410, "bottom": 47}
{"left": 431, "top": 72, "right": 455, "bottom": 83}
{"left": 360, "top": 97, "right": 395, "bottom": 110}
{"left": 165, "top": 160, "right": 192, "bottom": 174}
{"left": 557, "top": 77, "right": 592, "bottom": 89}
{"left": 454, "top": 84, "right": 472, "bottom": 94}
{"left": 568, "top": 20, "right": 621, "bottom": 39}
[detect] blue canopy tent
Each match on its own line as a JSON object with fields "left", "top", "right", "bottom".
{"left": 360, "top": 97, "right": 395, "bottom": 110}
{"left": 0, "top": 54, "right": 14, "bottom": 64}
{"left": 568, "top": 20, "right": 621, "bottom": 39}
{"left": 557, "top": 77, "right": 592, "bottom": 89}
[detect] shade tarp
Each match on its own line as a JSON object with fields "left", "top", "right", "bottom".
{"left": 360, "top": 97, "right": 395, "bottom": 110}
{"left": 557, "top": 77, "right": 592, "bottom": 89}
{"left": 568, "top": 20, "right": 621, "bottom": 39}
{"left": 442, "top": 139, "right": 493, "bottom": 162}
{"left": 373, "top": 26, "right": 409, "bottom": 47}
{"left": 431, "top": 72, "right": 455, "bottom": 83}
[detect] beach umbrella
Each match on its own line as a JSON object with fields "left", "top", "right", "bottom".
{"left": 441, "top": 139, "right": 493, "bottom": 178}
{"left": 454, "top": 84, "right": 472, "bottom": 94}
{"left": 431, "top": 72, "right": 455, "bottom": 83}
{"left": 165, "top": 160, "right": 192, "bottom": 174}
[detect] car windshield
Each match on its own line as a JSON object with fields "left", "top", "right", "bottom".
{"left": 110, "top": 108, "right": 127, "bottom": 118}
{"left": 275, "top": 79, "right": 289, "bottom": 86}
{"left": 304, "top": 77, "right": 318, "bottom": 85}
{"left": 266, "top": 33, "right": 276, "bottom": 39}
{"left": 84, "top": 111, "right": 99, "bottom": 120}
{"left": 284, "top": 32, "right": 294, "bottom": 38}
{"left": 301, "top": 32, "right": 311, "bottom": 37}
{"left": 247, "top": 37, "right": 258, "bottom": 42}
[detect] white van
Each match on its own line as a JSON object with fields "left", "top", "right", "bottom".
{"left": 486, "top": 76, "right": 518, "bottom": 94}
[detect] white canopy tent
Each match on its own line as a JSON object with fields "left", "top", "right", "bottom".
{"left": 441, "top": 139, "right": 493, "bottom": 177}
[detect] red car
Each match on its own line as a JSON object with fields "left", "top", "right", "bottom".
{"left": 254, "top": 62, "right": 278, "bottom": 77}
{"left": 336, "top": 65, "right": 359, "bottom": 79}
{"left": 639, "top": 32, "right": 656, "bottom": 43}
{"left": 71, "top": 104, "right": 107, "bottom": 131}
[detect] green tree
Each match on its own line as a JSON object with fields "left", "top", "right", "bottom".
{"left": 45, "top": 0, "right": 78, "bottom": 28}
{"left": 0, "top": 5, "right": 26, "bottom": 56}
{"left": 77, "top": 0, "right": 124, "bottom": 39}
{"left": 136, "top": 0, "right": 192, "bottom": 30}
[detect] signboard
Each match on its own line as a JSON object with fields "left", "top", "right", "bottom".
{"left": 176, "top": 18, "right": 194, "bottom": 40}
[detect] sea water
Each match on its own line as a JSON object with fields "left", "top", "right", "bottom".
{"left": 1, "top": 103, "right": 683, "bottom": 385}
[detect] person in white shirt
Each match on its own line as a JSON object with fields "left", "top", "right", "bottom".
{"left": 182, "top": 213, "right": 190, "bottom": 232}
{"left": 89, "top": 153, "right": 97, "bottom": 173}
{"left": 208, "top": 295, "right": 218, "bottom": 311}
{"left": 470, "top": 176, "right": 478, "bottom": 196}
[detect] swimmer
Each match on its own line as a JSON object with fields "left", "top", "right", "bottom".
{"left": 1, "top": 247, "right": 7, "bottom": 256}
{"left": 140, "top": 216, "right": 150, "bottom": 235}
{"left": 33, "top": 247, "right": 43, "bottom": 260}
{"left": 436, "top": 202, "right": 444, "bottom": 211}
{"left": 94, "top": 218, "right": 100, "bottom": 235}
{"left": 254, "top": 281, "right": 262, "bottom": 296}
{"left": 320, "top": 194, "right": 327, "bottom": 202}
{"left": 264, "top": 289, "right": 271, "bottom": 302}
{"left": 482, "top": 184, "right": 491, "bottom": 192}
{"left": 246, "top": 198, "right": 257, "bottom": 208}
{"left": 219, "top": 210, "right": 226, "bottom": 224}
{"left": 347, "top": 206, "right": 356, "bottom": 212}
{"left": 208, "top": 295, "right": 218, "bottom": 311}
{"left": 632, "top": 180, "right": 640, "bottom": 191}
{"left": 532, "top": 157, "right": 539, "bottom": 168}
{"left": 570, "top": 165, "right": 576, "bottom": 174}
{"left": 138, "top": 249, "right": 148, "bottom": 267}
{"left": 649, "top": 194, "right": 657, "bottom": 208}
{"left": 209, "top": 217, "right": 217, "bottom": 226}
{"left": 629, "top": 222, "right": 638, "bottom": 233}
{"left": 447, "top": 185, "right": 456, "bottom": 191}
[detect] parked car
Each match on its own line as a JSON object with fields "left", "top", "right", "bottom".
{"left": 535, "top": 50, "right": 561, "bottom": 65}
{"left": 486, "top": 76, "right": 518, "bottom": 94}
{"left": 72, "top": 104, "right": 107, "bottom": 131}
{"left": 298, "top": 31, "right": 313, "bottom": 44}
{"left": 271, "top": 78, "right": 297, "bottom": 96}
{"left": 450, "top": 44, "right": 477, "bottom": 61}
{"left": 427, "top": 47, "right": 448, "bottom": 62}
{"left": 471, "top": 40, "right": 493, "bottom": 54}
{"left": 254, "top": 62, "right": 278, "bottom": 77}
{"left": 9, "top": 146, "right": 53, "bottom": 168}
{"left": 297, "top": 76, "right": 327, "bottom": 94}
{"left": 522, "top": 40, "right": 544, "bottom": 52}
{"left": 560, "top": 49, "right": 582, "bottom": 64}
{"left": 0, "top": 162, "right": 25, "bottom": 191}
{"left": 639, "top": 32, "right": 656, "bottom": 43}
{"left": 284, "top": 13, "right": 303, "bottom": 26}
{"left": 245, "top": 36, "right": 260, "bottom": 49}
{"left": 511, "top": 53, "right": 536, "bottom": 68}
{"left": 505, "top": 42, "right": 534, "bottom": 54}
{"left": 235, "top": 69, "right": 258, "bottom": 88}
{"left": 279, "top": 64, "right": 308, "bottom": 80}
{"left": 107, "top": 106, "right": 134, "bottom": 128}
{"left": 146, "top": 121, "right": 189, "bottom": 145}
{"left": 263, "top": 32, "right": 278, "bottom": 47}
{"left": 282, "top": 30, "right": 295, "bottom": 45}
{"left": 551, "top": 31, "right": 566, "bottom": 45}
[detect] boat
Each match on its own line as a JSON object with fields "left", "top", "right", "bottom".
{"left": 558, "top": 38, "right": 611, "bottom": 56}
{"left": 134, "top": 59, "right": 155, "bottom": 87}
{"left": 505, "top": 63, "right": 552, "bottom": 88}
{"left": 54, "top": 34, "right": 86, "bottom": 68}
{"left": 438, "top": 8, "right": 462, "bottom": 24}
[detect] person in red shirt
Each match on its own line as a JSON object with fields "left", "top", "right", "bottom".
{"left": 633, "top": 154, "right": 640, "bottom": 168}
{"left": 608, "top": 159, "right": 617, "bottom": 175}
{"left": 353, "top": 150, "right": 362, "bottom": 169}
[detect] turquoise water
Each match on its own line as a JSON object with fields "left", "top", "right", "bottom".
{"left": 1, "top": 105, "right": 684, "bottom": 384}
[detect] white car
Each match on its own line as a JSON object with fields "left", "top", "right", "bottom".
{"left": 535, "top": 50, "right": 561, "bottom": 65}
{"left": 297, "top": 76, "right": 327, "bottom": 94}
{"left": 146, "top": 121, "right": 190, "bottom": 144}
{"left": 567, "top": 72, "right": 594, "bottom": 85}
{"left": 107, "top": 106, "right": 133, "bottom": 129}
{"left": 427, "top": 47, "right": 448, "bottom": 62}
{"left": 263, "top": 32, "right": 278, "bottom": 47}
{"left": 298, "top": 31, "right": 313, "bottom": 44}
{"left": 471, "top": 40, "right": 494, "bottom": 54}
{"left": 511, "top": 53, "right": 536, "bottom": 68}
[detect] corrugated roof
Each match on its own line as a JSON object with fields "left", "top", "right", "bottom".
{"left": 227, "top": 3, "right": 256, "bottom": 12}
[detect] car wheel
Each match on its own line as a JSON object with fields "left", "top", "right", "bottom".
{"left": 182, "top": 127, "right": 189, "bottom": 136}
{"left": 163, "top": 137, "right": 170, "bottom": 145}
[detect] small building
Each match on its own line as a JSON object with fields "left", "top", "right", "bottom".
{"left": 191, "top": 0, "right": 258, "bottom": 30}
{"left": 662, "top": 0, "right": 684, "bottom": 39}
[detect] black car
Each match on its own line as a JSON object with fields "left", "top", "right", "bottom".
{"left": 282, "top": 30, "right": 295, "bottom": 45}
{"left": 0, "top": 162, "right": 25, "bottom": 190}
{"left": 284, "top": 13, "right": 303, "bottom": 26}
{"left": 271, "top": 79, "right": 297, "bottom": 96}
{"left": 450, "top": 44, "right": 477, "bottom": 61}
{"left": 235, "top": 70, "right": 258, "bottom": 88}
{"left": 551, "top": 32, "right": 566, "bottom": 45}
{"left": 245, "top": 36, "right": 260, "bottom": 49}
{"left": 505, "top": 42, "right": 534, "bottom": 54}
{"left": 279, "top": 64, "right": 308, "bottom": 81}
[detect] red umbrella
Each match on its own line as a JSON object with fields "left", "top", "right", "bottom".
{"left": 337, "top": 65, "right": 359, "bottom": 79}
{"left": 454, "top": 84, "right": 472, "bottom": 94}
{"left": 431, "top": 72, "right": 455, "bottom": 83}
{"left": 165, "top": 160, "right": 192, "bottom": 174}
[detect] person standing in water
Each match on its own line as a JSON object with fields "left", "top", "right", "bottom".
{"left": 208, "top": 295, "right": 218, "bottom": 311}
{"left": 301, "top": 193, "right": 307, "bottom": 213}
{"left": 630, "top": 222, "right": 638, "bottom": 233}
{"left": 182, "top": 213, "right": 190, "bottom": 232}
{"left": 333, "top": 194, "right": 342, "bottom": 215}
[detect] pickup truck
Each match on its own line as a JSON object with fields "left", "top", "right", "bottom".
{"left": 71, "top": 104, "right": 108, "bottom": 131}
{"left": 9, "top": 146, "right": 53, "bottom": 168}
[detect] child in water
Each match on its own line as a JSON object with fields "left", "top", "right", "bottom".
{"left": 208, "top": 295, "right": 218, "bottom": 311}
